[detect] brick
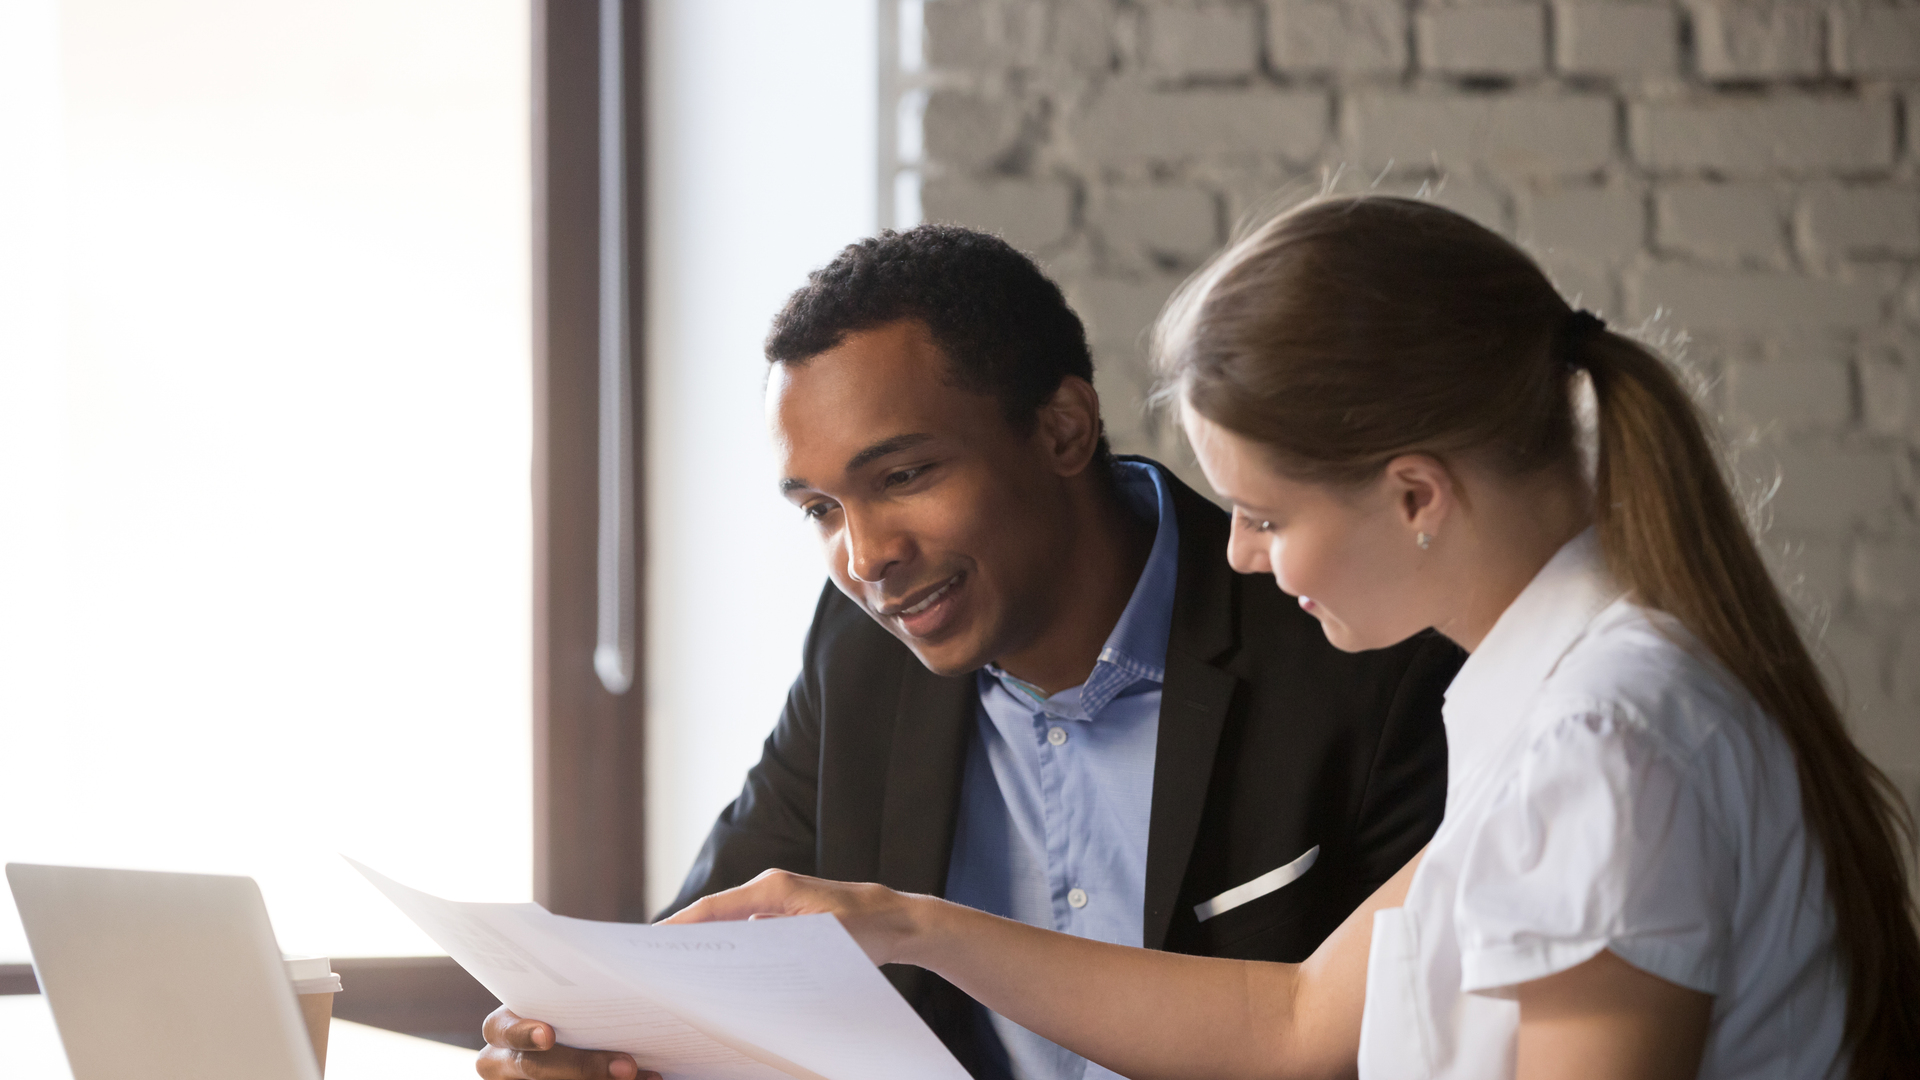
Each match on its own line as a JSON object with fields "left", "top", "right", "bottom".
{"left": 924, "top": 1, "right": 994, "bottom": 68}
{"left": 924, "top": 2, "right": 1047, "bottom": 69}
{"left": 1762, "top": 532, "right": 1850, "bottom": 613}
{"left": 1898, "top": 624, "right": 1920, "bottom": 705}
{"left": 1630, "top": 97, "right": 1896, "bottom": 174}
{"left": 1854, "top": 539, "right": 1920, "bottom": 610}
{"left": 1344, "top": 93, "right": 1615, "bottom": 176}
{"left": 1554, "top": 2, "right": 1682, "bottom": 76}
{"left": 1050, "top": 0, "right": 1119, "bottom": 71}
{"left": 1094, "top": 186, "right": 1221, "bottom": 261}
{"left": 1747, "top": 442, "right": 1898, "bottom": 530}
{"left": 920, "top": 178, "right": 1075, "bottom": 252}
{"left": 1850, "top": 705, "right": 1919, "bottom": 771}
{"left": 1537, "top": 254, "right": 1619, "bottom": 312}
{"left": 1689, "top": 1, "right": 1825, "bottom": 80}
{"left": 1857, "top": 350, "right": 1912, "bottom": 436}
{"left": 1725, "top": 357, "right": 1853, "bottom": 428}
{"left": 1424, "top": 176, "right": 1510, "bottom": 233}
{"left": 1628, "top": 264, "right": 1884, "bottom": 328}
{"left": 1069, "top": 275, "right": 1185, "bottom": 357}
{"left": 1267, "top": 0, "right": 1408, "bottom": 75}
{"left": 1088, "top": 343, "right": 1163, "bottom": 453}
{"left": 1075, "top": 87, "right": 1328, "bottom": 164}
{"left": 923, "top": 90, "right": 1023, "bottom": 169}
{"left": 1798, "top": 185, "right": 1920, "bottom": 261}
{"left": 1820, "top": 621, "right": 1895, "bottom": 722}
{"left": 1417, "top": 5, "right": 1548, "bottom": 76}
{"left": 1525, "top": 185, "right": 1645, "bottom": 261}
{"left": 1831, "top": 6, "right": 1920, "bottom": 78}
{"left": 1655, "top": 183, "right": 1789, "bottom": 264}
{"left": 1143, "top": 5, "right": 1261, "bottom": 78}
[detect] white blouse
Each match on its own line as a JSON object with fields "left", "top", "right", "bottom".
{"left": 1356, "top": 530, "right": 1847, "bottom": 1079}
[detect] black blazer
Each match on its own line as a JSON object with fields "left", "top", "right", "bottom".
{"left": 663, "top": 459, "right": 1460, "bottom": 1075}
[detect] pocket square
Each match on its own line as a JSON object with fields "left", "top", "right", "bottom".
{"left": 1192, "top": 844, "right": 1320, "bottom": 922}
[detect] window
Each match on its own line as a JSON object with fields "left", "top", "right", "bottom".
{"left": 641, "top": 0, "right": 877, "bottom": 917}
{"left": 3, "top": 0, "right": 882, "bottom": 1043}
{"left": 0, "top": 0, "right": 533, "bottom": 964}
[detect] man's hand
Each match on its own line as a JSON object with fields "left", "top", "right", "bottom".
{"left": 476, "top": 1006, "right": 654, "bottom": 1080}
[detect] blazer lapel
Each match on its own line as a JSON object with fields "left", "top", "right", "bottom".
{"left": 1142, "top": 467, "right": 1240, "bottom": 951}
{"left": 876, "top": 663, "right": 977, "bottom": 897}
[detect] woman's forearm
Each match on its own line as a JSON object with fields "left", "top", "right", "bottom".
{"left": 896, "top": 852, "right": 1420, "bottom": 1080}
{"left": 666, "top": 855, "right": 1415, "bottom": 1080}
{"left": 897, "top": 897, "right": 1334, "bottom": 1080}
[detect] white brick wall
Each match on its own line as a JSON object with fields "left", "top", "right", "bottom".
{"left": 898, "top": 0, "right": 1920, "bottom": 799}
{"left": 1347, "top": 93, "right": 1617, "bottom": 175}
{"left": 1831, "top": 6, "right": 1920, "bottom": 77}
{"left": 1142, "top": 5, "right": 1262, "bottom": 77}
{"left": 1073, "top": 87, "right": 1329, "bottom": 164}
{"left": 1267, "top": 0, "right": 1408, "bottom": 74}
{"left": 1631, "top": 96, "right": 1897, "bottom": 174}
{"left": 1555, "top": 3, "right": 1682, "bottom": 76}
{"left": 1691, "top": 0, "right": 1826, "bottom": 79}
{"left": 1656, "top": 183, "right": 1791, "bottom": 266}
{"left": 1417, "top": 5, "right": 1548, "bottom": 76}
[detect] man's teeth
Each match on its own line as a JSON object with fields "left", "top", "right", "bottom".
{"left": 903, "top": 577, "right": 959, "bottom": 616}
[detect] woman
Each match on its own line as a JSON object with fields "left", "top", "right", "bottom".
{"left": 670, "top": 197, "right": 1920, "bottom": 1078}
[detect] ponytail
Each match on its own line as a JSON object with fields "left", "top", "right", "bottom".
{"left": 1579, "top": 331, "right": 1920, "bottom": 1078}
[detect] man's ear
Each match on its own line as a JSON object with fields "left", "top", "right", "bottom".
{"left": 1381, "top": 454, "right": 1456, "bottom": 538}
{"left": 1033, "top": 375, "right": 1103, "bottom": 477}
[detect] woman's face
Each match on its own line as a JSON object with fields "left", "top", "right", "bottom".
{"left": 1184, "top": 405, "right": 1437, "bottom": 653}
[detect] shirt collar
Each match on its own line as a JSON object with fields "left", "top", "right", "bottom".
{"left": 1441, "top": 527, "right": 1625, "bottom": 780}
{"left": 985, "top": 460, "right": 1182, "bottom": 721}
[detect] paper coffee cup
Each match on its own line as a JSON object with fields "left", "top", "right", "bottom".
{"left": 283, "top": 955, "right": 343, "bottom": 1075}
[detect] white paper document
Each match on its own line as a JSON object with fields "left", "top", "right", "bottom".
{"left": 348, "top": 860, "right": 971, "bottom": 1080}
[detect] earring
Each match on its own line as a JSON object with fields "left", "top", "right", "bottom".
{"left": 1416, "top": 532, "right": 1432, "bottom": 551}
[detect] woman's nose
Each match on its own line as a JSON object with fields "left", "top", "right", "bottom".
{"left": 1226, "top": 531, "right": 1270, "bottom": 576}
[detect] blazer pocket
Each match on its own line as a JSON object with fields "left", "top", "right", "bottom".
{"left": 1193, "top": 844, "right": 1319, "bottom": 923}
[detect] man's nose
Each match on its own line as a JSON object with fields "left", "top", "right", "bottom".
{"left": 843, "top": 511, "right": 907, "bottom": 584}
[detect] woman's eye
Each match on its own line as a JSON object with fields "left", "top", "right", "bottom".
{"left": 1238, "top": 510, "right": 1274, "bottom": 533}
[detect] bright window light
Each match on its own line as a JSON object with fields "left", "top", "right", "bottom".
{"left": 0, "top": 0, "right": 532, "bottom": 961}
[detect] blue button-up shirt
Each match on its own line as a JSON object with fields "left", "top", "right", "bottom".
{"left": 944, "top": 461, "right": 1180, "bottom": 1080}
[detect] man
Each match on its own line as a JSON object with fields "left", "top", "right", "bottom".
{"left": 480, "top": 226, "right": 1461, "bottom": 1080}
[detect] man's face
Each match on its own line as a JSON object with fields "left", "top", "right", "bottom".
{"left": 769, "top": 319, "right": 1075, "bottom": 676}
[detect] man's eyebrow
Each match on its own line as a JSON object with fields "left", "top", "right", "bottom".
{"left": 843, "top": 433, "right": 934, "bottom": 473}
{"left": 778, "top": 433, "right": 936, "bottom": 494}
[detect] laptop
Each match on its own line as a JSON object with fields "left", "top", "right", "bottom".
{"left": 6, "top": 863, "right": 322, "bottom": 1080}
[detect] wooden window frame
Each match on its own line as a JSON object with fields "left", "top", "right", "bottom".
{"left": 531, "top": 0, "right": 650, "bottom": 930}
{"left": 2, "top": 0, "right": 649, "bottom": 1051}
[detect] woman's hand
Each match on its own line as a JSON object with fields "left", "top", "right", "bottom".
{"left": 659, "top": 869, "right": 931, "bottom": 967}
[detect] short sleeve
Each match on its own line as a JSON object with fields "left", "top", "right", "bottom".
{"left": 1453, "top": 705, "right": 1732, "bottom": 996}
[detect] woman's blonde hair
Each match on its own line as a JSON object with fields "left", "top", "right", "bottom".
{"left": 1156, "top": 194, "right": 1919, "bottom": 1076}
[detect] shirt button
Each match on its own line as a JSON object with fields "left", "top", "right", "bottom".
{"left": 1067, "top": 888, "right": 1088, "bottom": 909}
{"left": 1047, "top": 726, "right": 1069, "bottom": 746}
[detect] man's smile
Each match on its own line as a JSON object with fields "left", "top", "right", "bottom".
{"left": 878, "top": 572, "right": 967, "bottom": 638}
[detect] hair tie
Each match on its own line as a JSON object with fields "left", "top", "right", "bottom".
{"left": 1558, "top": 309, "right": 1606, "bottom": 369}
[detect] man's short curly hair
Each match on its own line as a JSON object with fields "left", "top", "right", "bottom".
{"left": 765, "top": 224, "right": 1112, "bottom": 463}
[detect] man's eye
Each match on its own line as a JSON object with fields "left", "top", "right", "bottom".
{"left": 883, "top": 466, "right": 926, "bottom": 488}
{"left": 801, "top": 502, "right": 836, "bottom": 521}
